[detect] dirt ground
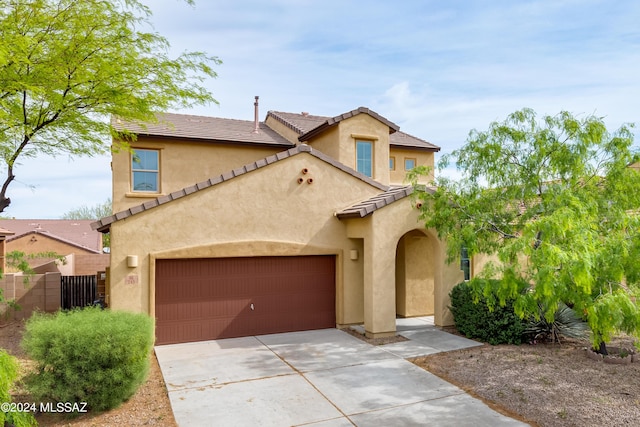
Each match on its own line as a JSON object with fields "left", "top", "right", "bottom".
{"left": 0, "top": 320, "right": 177, "bottom": 427}
{"left": 412, "top": 330, "right": 640, "bottom": 427}
{"left": 2, "top": 320, "right": 640, "bottom": 426}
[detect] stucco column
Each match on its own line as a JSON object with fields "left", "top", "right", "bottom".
{"left": 362, "top": 226, "right": 397, "bottom": 338}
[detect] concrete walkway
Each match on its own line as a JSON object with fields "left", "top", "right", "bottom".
{"left": 155, "top": 318, "right": 528, "bottom": 426}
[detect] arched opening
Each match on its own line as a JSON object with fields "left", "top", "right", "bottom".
{"left": 395, "top": 229, "right": 436, "bottom": 318}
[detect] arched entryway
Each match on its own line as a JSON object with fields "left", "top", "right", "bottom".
{"left": 395, "top": 229, "right": 436, "bottom": 318}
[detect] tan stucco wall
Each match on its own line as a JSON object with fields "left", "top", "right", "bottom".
{"left": 389, "top": 148, "right": 435, "bottom": 185}
{"left": 304, "top": 114, "right": 391, "bottom": 186}
{"left": 264, "top": 116, "right": 303, "bottom": 144}
{"left": 108, "top": 152, "right": 382, "bottom": 326}
{"left": 303, "top": 126, "right": 341, "bottom": 163}
{"left": 112, "top": 137, "right": 284, "bottom": 212}
{"left": 396, "top": 230, "right": 435, "bottom": 317}
{"left": 345, "top": 199, "right": 464, "bottom": 337}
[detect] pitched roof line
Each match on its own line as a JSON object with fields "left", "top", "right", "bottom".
{"left": 335, "top": 185, "right": 436, "bottom": 219}
{"left": 299, "top": 107, "right": 400, "bottom": 142}
{"left": 92, "top": 144, "right": 388, "bottom": 233}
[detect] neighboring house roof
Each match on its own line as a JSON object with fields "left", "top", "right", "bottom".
{"left": 112, "top": 112, "right": 294, "bottom": 148}
{"left": 92, "top": 144, "right": 389, "bottom": 233}
{"left": 267, "top": 108, "right": 440, "bottom": 152}
{"left": 0, "top": 227, "right": 14, "bottom": 237}
{"left": 0, "top": 219, "right": 103, "bottom": 253}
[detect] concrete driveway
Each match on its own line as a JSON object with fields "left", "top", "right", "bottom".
{"left": 155, "top": 318, "right": 528, "bottom": 426}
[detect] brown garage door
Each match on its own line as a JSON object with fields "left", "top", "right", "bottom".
{"left": 155, "top": 255, "right": 336, "bottom": 345}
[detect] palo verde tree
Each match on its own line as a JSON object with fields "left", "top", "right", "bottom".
{"left": 0, "top": 0, "right": 219, "bottom": 213}
{"left": 410, "top": 108, "right": 640, "bottom": 352}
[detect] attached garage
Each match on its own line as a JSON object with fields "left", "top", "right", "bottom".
{"left": 155, "top": 255, "right": 336, "bottom": 345}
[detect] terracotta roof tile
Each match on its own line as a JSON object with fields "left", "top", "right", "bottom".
{"left": 390, "top": 131, "right": 440, "bottom": 152}
{"left": 92, "top": 144, "right": 387, "bottom": 233}
{"left": 112, "top": 112, "right": 294, "bottom": 148}
{"left": 335, "top": 185, "right": 435, "bottom": 219}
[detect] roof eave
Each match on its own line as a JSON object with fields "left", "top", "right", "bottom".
{"left": 390, "top": 144, "right": 441, "bottom": 152}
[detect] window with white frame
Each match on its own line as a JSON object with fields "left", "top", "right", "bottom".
{"left": 131, "top": 149, "right": 159, "bottom": 192}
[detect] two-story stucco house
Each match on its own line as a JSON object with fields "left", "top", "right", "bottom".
{"left": 93, "top": 99, "right": 465, "bottom": 345}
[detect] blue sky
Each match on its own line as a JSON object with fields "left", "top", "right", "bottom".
{"left": 7, "top": 0, "right": 640, "bottom": 218}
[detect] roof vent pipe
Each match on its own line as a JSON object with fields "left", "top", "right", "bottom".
{"left": 253, "top": 96, "right": 260, "bottom": 133}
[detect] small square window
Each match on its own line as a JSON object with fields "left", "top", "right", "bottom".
{"left": 132, "top": 149, "right": 159, "bottom": 192}
{"left": 389, "top": 156, "right": 396, "bottom": 170}
{"left": 405, "top": 158, "right": 416, "bottom": 170}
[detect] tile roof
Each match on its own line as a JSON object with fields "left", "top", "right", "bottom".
{"left": 389, "top": 131, "right": 440, "bottom": 152}
{"left": 0, "top": 219, "right": 103, "bottom": 253}
{"left": 112, "top": 112, "right": 294, "bottom": 147}
{"left": 335, "top": 185, "right": 436, "bottom": 219}
{"left": 92, "top": 145, "right": 388, "bottom": 233}
{"left": 267, "top": 108, "right": 440, "bottom": 151}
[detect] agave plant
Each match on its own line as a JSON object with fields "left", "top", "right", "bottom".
{"left": 525, "top": 303, "right": 590, "bottom": 343}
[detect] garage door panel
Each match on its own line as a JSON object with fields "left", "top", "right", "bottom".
{"left": 155, "top": 256, "right": 336, "bottom": 345}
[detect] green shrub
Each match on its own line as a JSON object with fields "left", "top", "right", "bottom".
{"left": 0, "top": 350, "right": 37, "bottom": 427}
{"left": 525, "top": 302, "right": 590, "bottom": 343}
{"left": 449, "top": 280, "right": 526, "bottom": 345}
{"left": 22, "top": 307, "right": 154, "bottom": 413}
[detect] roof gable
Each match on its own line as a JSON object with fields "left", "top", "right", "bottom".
{"left": 267, "top": 108, "right": 440, "bottom": 151}
{"left": 92, "top": 144, "right": 388, "bottom": 232}
{"left": 301, "top": 107, "right": 399, "bottom": 142}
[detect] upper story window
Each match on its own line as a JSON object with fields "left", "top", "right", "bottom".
{"left": 404, "top": 158, "right": 416, "bottom": 171}
{"left": 389, "top": 156, "right": 396, "bottom": 171}
{"left": 131, "top": 149, "right": 159, "bottom": 192}
{"left": 356, "top": 140, "right": 373, "bottom": 177}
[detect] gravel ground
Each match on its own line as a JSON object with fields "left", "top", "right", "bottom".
{"left": 412, "top": 332, "right": 640, "bottom": 427}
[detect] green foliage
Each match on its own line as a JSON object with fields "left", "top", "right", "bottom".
{"left": 525, "top": 303, "right": 590, "bottom": 343}
{"left": 0, "top": 350, "right": 37, "bottom": 426}
{"left": 62, "top": 198, "right": 112, "bottom": 221}
{"left": 22, "top": 307, "right": 154, "bottom": 413}
{"left": 449, "top": 280, "right": 526, "bottom": 345}
{"left": 410, "top": 108, "right": 640, "bottom": 349}
{"left": 0, "top": 0, "right": 219, "bottom": 213}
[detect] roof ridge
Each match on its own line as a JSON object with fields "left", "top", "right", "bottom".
{"left": 266, "top": 111, "right": 307, "bottom": 135}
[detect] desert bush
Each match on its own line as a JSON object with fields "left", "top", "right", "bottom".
{"left": 0, "top": 350, "right": 37, "bottom": 426}
{"left": 525, "top": 302, "right": 590, "bottom": 343}
{"left": 22, "top": 307, "right": 154, "bottom": 413}
{"left": 449, "top": 280, "right": 526, "bottom": 345}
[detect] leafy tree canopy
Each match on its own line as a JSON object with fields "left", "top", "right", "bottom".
{"left": 62, "top": 198, "right": 112, "bottom": 220}
{"left": 0, "top": 0, "right": 219, "bottom": 213}
{"left": 410, "top": 108, "right": 640, "bottom": 349}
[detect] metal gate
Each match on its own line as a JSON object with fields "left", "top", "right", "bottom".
{"left": 61, "top": 275, "right": 97, "bottom": 309}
